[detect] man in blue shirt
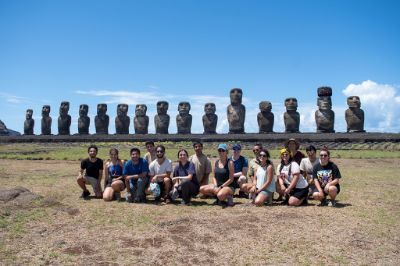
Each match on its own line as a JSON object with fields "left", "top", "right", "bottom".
{"left": 124, "top": 147, "right": 149, "bottom": 203}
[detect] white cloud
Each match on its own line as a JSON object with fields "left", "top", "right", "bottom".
{"left": 0, "top": 93, "right": 30, "bottom": 104}
{"left": 342, "top": 80, "right": 400, "bottom": 132}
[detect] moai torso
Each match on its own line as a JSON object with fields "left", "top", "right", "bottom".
{"left": 134, "top": 104, "right": 149, "bottom": 134}
{"left": 315, "top": 87, "right": 335, "bottom": 133}
{"left": 41, "top": 105, "right": 52, "bottom": 135}
{"left": 78, "top": 104, "right": 90, "bottom": 134}
{"left": 227, "top": 88, "right": 246, "bottom": 134}
{"left": 257, "top": 101, "right": 274, "bottom": 133}
{"left": 284, "top": 98, "right": 300, "bottom": 133}
{"left": 95, "top": 103, "right": 109, "bottom": 134}
{"left": 24, "top": 109, "right": 34, "bottom": 135}
{"left": 345, "top": 96, "right": 365, "bottom": 132}
{"left": 154, "top": 101, "right": 170, "bottom": 134}
{"left": 176, "top": 102, "right": 192, "bottom": 134}
{"left": 203, "top": 103, "right": 218, "bottom": 134}
{"left": 58, "top": 101, "right": 71, "bottom": 135}
{"left": 115, "top": 104, "right": 130, "bottom": 134}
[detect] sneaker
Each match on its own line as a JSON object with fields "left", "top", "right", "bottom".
{"left": 328, "top": 199, "right": 337, "bottom": 207}
{"left": 212, "top": 198, "right": 220, "bottom": 205}
{"left": 227, "top": 195, "right": 234, "bottom": 207}
{"left": 80, "top": 190, "right": 90, "bottom": 199}
{"left": 319, "top": 198, "right": 328, "bottom": 206}
{"left": 301, "top": 198, "right": 308, "bottom": 206}
{"left": 170, "top": 188, "right": 179, "bottom": 201}
{"left": 181, "top": 200, "right": 192, "bottom": 206}
{"left": 125, "top": 193, "right": 133, "bottom": 203}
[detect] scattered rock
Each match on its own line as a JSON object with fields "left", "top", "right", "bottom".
{"left": 0, "top": 186, "right": 41, "bottom": 204}
{"left": 0, "top": 119, "right": 21, "bottom": 136}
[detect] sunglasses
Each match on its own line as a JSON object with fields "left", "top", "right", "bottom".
{"left": 320, "top": 154, "right": 328, "bottom": 158}
{"left": 156, "top": 150, "right": 164, "bottom": 154}
{"left": 252, "top": 149, "right": 259, "bottom": 153}
{"left": 259, "top": 154, "right": 267, "bottom": 158}
{"left": 218, "top": 149, "right": 226, "bottom": 152}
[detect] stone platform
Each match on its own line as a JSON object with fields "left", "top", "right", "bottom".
{"left": 1, "top": 132, "right": 399, "bottom": 144}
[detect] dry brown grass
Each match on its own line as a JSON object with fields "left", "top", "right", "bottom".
{"left": 0, "top": 158, "right": 399, "bottom": 265}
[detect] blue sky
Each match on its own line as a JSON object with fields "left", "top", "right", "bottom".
{"left": 1, "top": 0, "right": 399, "bottom": 134}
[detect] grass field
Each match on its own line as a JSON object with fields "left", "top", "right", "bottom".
{"left": 0, "top": 142, "right": 399, "bottom": 265}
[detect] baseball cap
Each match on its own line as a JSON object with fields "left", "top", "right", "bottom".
{"left": 232, "top": 144, "right": 241, "bottom": 150}
{"left": 217, "top": 143, "right": 228, "bottom": 151}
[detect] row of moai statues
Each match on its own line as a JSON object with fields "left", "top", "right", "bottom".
{"left": 23, "top": 88, "right": 365, "bottom": 135}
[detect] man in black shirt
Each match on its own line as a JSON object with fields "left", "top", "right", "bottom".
{"left": 77, "top": 145, "right": 103, "bottom": 199}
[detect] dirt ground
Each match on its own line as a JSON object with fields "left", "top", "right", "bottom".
{"left": 0, "top": 158, "right": 399, "bottom": 265}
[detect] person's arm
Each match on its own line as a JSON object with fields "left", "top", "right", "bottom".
{"left": 257, "top": 165, "right": 273, "bottom": 193}
{"left": 327, "top": 164, "right": 341, "bottom": 187}
{"left": 97, "top": 160, "right": 103, "bottom": 187}
{"left": 314, "top": 178, "right": 323, "bottom": 194}
{"left": 284, "top": 173, "right": 299, "bottom": 195}
{"left": 103, "top": 162, "right": 109, "bottom": 189}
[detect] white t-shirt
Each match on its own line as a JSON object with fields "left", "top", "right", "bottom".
{"left": 149, "top": 158, "right": 172, "bottom": 178}
{"left": 276, "top": 161, "right": 308, "bottom": 189}
{"left": 300, "top": 158, "right": 317, "bottom": 179}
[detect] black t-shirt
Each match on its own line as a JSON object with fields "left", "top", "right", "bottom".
{"left": 81, "top": 158, "right": 103, "bottom": 179}
{"left": 312, "top": 161, "right": 341, "bottom": 188}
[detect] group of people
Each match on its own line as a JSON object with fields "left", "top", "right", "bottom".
{"left": 77, "top": 138, "right": 342, "bottom": 207}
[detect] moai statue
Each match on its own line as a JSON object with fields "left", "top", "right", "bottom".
{"left": 227, "top": 88, "right": 246, "bottom": 134}
{"left": 78, "top": 104, "right": 90, "bottom": 134}
{"left": 257, "top": 101, "right": 274, "bottom": 133}
{"left": 283, "top": 98, "right": 300, "bottom": 133}
{"left": 176, "top": 102, "right": 192, "bottom": 134}
{"left": 95, "top": 103, "right": 109, "bottom": 134}
{"left": 315, "top": 87, "right": 335, "bottom": 133}
{"left": 24, "top": 109, "right": 34, "bottom": 135}
{"left": 41, "top": 105, "right": 52, "bottom": 135}
{"left": 134, "top": 104, "right": 149, "bottom": 134}
{"left": 154, "top": 101, "right": 170, "bottom": 134}
{"left": 345, "top": 96, "right": 365, "bottom": 132}
{"left": 58, "top": 101, "right": 71, "bottom": 135}
{"left": 115, "top": 104, "right": 130, "bottom": 134}
{"left": 202, "top": 103, "right": 218, "bottom": 134}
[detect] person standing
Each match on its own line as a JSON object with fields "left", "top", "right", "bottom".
{"left": 123, "top": 147, "right": 149, "bottom": 203}
{"left": 103, "top": 148, "right": 125, "bottom": 201}
{"left": 77, "top": 145, "right": 103, "bottom": 199}
{"left": 148, "top": 145, "right": 173, "bottom": 204}
{"left": 189, "top": 141, "right": 212, "bottom": 187}
{"left": 300, "top": 145, "right": 318, "bottom": 197}
{"left": 144, "top": 141, "right": 156, "bottom": 164}
{"left": 312, "top": 146, "right": 342, "bottom": 207}
{"left": 285, "top": 138, "right": 305, "bottom": 165}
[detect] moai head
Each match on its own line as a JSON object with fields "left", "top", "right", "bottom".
{"left": 135, "top": 104, "right": 147, "bottom": 117}
{"left": 317, "top": 86, "right": 332, "bottom": 97}
{"left": 26, "top": 109, "right": 33, "bottom": 119}
{"left": 317, "top": 96, "right": 332, "bottom": 111}
{"left": 59, "top": 101, "right": 70, "bottom": 116}
{"left": 97, "top": 103, "right": 107, "bottom": 116}
{"left": 79, "top": 104, "right": 89, "bottom": 117}
{"left": 156, "top": 101, "right": 169, "bottom": 115}
{"left": 117, "top": 104, "right": 128, "bottom": 117}
{"left": 204, "top": 103, "right": 216, "bottom": 115}
{"left": 284, "top": 98, "right": 298, "bottom": 111}
{"left": 347, "top": 96, "right": 361, "bottom": 108}
{"left": 178, "top": 102, "right": 191, "bottom": 115}
{"left": 42, "top": 105, "right": 51, "bottom": 116}
{"left": 259, "top": 101, "right": 272, "bottom": 113}
{"left": 230, "top": 88, "right": 243, "bottom": 105}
